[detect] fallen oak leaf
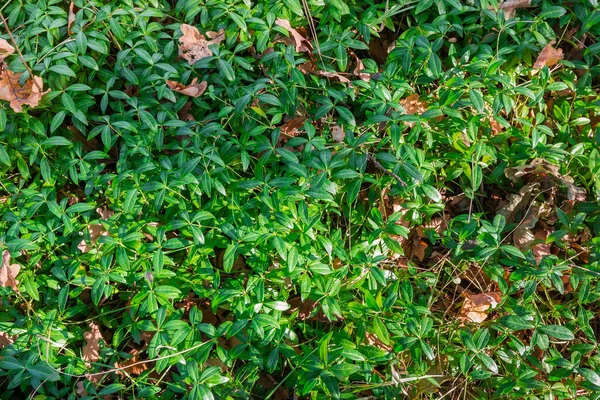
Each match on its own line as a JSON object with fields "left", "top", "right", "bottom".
{"left": 492, "top": 0, "right": 532, "bottom": 20}
{"left": 0, "top": 250, "right": 20, "bottom": 291}
{"left": 274, "top": 18, "right": 313, "bottom": 54}
{"left": 178, "top": 24, "right": 225, "bottom": 65}
{"left": 280, "top": 116, "right": 306, "bottom": 137}
{"left": 77, "top": 207, "right": 113, "bottom": 253}
{"left": 82, "top": 322, "right": 103, "bottom": 365}
{"left": 0, "top": 39, "right": 14, "bottom": 61}
{"left": 459, "top": 292, "right": 502, "bottom": 324}
{"left": 0, "top": 66, "right": 50, "bottom": 112}
{"left": 533, "top": 43, "right": 564, "bottom": 69}
{"left": 400, "top": 94, "right": 427, "bottom": 115}
{"left": 166, "top": 78, "right": 207, "bottom": 98}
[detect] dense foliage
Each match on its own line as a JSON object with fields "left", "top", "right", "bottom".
{"left": 0, "top": 0, "right": 600, "bottom": 398}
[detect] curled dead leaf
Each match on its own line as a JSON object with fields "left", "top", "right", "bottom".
{"left": 166, "top": 78, "right": 207, "bottom": 98}
{"left": 459, "top": 292, "right": 502, "bottom": 324}
{"left": 82, "top": 322, "right": 103, "bottom": 364}
{"left": 178, "top": 24, "right": 225, "bottom": 65}
{"left": 0, "top": 39, "right": 14, "bottom": 62}
{"left": 492, "top": 0, "right": 532, "bottom": 20}
{"left": 274, "top": 18, "right": 313, "bottom": 54}
{"left": 533, "top": 43, "right": 564, "bottom": 69}
{"left": 0, "top": 250, "right": 20, "bottom": 291}
{"left": 350, "top": 51, "right": 370, "bottom": 82}
{"left": 0, "top": 66, "right": 50, "bottom": 112}
{"left": 68, "top": 1, "right": 76, "bottom": 35}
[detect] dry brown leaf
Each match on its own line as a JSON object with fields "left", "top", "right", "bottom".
{"left": 493, "top": 0, "right": 532, "bottom": 19}
{"left": 82, "top": 323, "right": 103, "bottom": 364}
{"left": 115, "top": 350, "right": 149, "bottom": 376}
{"left": 533, "top": 43, "right": 564, "bottom": 69}
{"left": 68, "top": 1, "right": 76, "bottom": 35}
{"left": 178, "top": 24, "right": 225, "bottom": 65}
{"left": 351, "top": 52, "right": 370, "bottom": 82}
{"left": 416, "top": 217, "right": 448, "bottom": 238}
{"left": 0, "top": 330, "right": 15, "bottom": 348}
{"left": 400, "top": 94, "right": 427, "bottom": 115}
{"left": 298, "top": 62, "right": 315, "bottom": 75}
{"left": 166, "top": 78, "right": 207, "bottom": 98}
{"left": 0, "top": 250, "right": 20, "bottom": 291}
{"left": 459, "top": 292, "right": 502, "bottom": 324}
{"left": 0, "top": 66, "right": 50, "bottom": 112}
{"left": 315, "top": 70, "right": 352, "bottom": 83}
{"left": 78, "top": 208, "right": 113, "bottom": 253}
{"left": 205, "top": 30, "right": 225, "bottom": 45}
{"left": 280, "top": 116, "right": 306, "bottom": 137}
{"left": 274, "top": 18, "right": 313, "bottom": 54}
{"left": 0, "top": 39, "right": 14, "bottom": 62}
{"left": 331, "top": 125, "right": 345, "bottom": 142}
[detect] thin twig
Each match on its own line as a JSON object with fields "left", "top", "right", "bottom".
{"left": 366, "top": 152, "right": 407, "bottom": 186}
{"left": 0, "top": 12, "right": 43, "bottom": 92}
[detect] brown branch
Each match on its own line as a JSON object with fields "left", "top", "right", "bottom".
{"left": 366, "top": 152, "right": 407, "bottom": 187}
{"left": 0, "top": 12, "right": 43, "bottom": 92}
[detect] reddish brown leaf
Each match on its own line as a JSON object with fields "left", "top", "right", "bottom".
{"left": 0, "top": 66, "right": 50, "bottom": 112}
{"left": 178, "top": 24, "right": 225, "bottom": 65}
{"left": 0, "top": 330, "right": 15, "bottom": 348}
{"left": 166, "top": 78, "right": 207, "bottom": 98}
{"left": 274, "top": 18, "right": 313, "bottom": 54}
{"left": 0, "top": 250, "right": 20, "bottom": 291}
{"left": 533, "top": 43, "right": 564, "bottom": 69}
{"left": 280, "top": 116, "right": 306, "bottom": 137}
{"left": 459, "top": 292, "right": 502, "bottom": 324}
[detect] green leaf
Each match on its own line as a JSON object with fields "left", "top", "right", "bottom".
{"left": 539, "top": 325, "right": 574, "bottom": 341}
{"left": 49, "top": 64, "right": 76, "bottom": 77}
{"left": 578, "top": 368, "right": 600, "bottom": 387}
{"left": 499, "top": 315, "right": 534, "bottom": 331}
{"left": 41, "top": 137, "right": 71, "bottom": 147}
{"left": 469, "top": 89, "right": 484, "bottom": 113}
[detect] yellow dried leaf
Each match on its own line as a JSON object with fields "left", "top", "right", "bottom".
{"left": 274, "top": 18, "right": 313, "bottom": 54}
{"left": 0, "top": 250, "right": 20, "bottom": 291}
{"left": 0, "top": 66, "right": 50, "bottom": 112}
{"left": 533, "top": 43, "right": 564, "bottom": 69}
{"left": 166, "top": 78, "right": 207, "bottom": 98}
{"left": 178, "top": 24, "right": 225, "bottom": 65}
